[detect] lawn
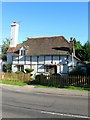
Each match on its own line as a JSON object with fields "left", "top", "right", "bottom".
{"left": 0, "top": 80, "right": 27, "bottom": 86}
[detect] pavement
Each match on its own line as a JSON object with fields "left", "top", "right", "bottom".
{"left": 0, "top": 84, "right": 89, "bottom": 97}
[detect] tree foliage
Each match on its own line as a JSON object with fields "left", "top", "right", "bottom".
{"left": 68, "top": 65, "right": 87, "bottom": 76}
{"left": 2, "top": 38, "right": 10, "bottom": 61}
{"left": 74, "top": 39, "right": 90, "bottom": 62}
{"left": 83, "top": 41, "right": 90, "bottom": 62}
{"left": 5, "top": 62, "right": 12, "bottom": 72}
{"left": 73, "top": 38, "right": 82, "bottom": 49}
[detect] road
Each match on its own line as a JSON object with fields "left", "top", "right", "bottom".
{"left": 1, "top": 87, "right": 89, "bottom": 118}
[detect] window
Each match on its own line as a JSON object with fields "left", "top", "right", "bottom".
{"left": 21, "top": 65, "right": 24, "bottom": 71}
{"left": 17, "top": 65, "right": 24, "bottom": 71}
{"left": 17, "top": 66, "right": 20, "bottom": 71}
{"left": 21, "top": 50, "right": 26, "bottom": 56}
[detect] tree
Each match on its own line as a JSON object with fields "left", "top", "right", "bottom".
{"left": 73, "top": 38, "right": 82, "bottom": 50}
{"left": 2, "top": 38, "right": 10, "bottom": 61}
{"left": 73, "top": 38, "right": 84, "bottom": 60}
{"left": 83, "top": 41, "right": 90, "bottom": 62}
{"left": 74, "top": 38, "right": 90, "bottom": 62}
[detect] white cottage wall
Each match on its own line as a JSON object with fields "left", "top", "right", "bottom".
{"left": 12, "top": 65, "right": 18, "bottom": 72}
{"left": 13, "top": 56, "right": 18, "bottom": 64}
{"left": 26, "top": 56, "right": 30, "bottom": 64}
{"left": 7, "top": 52, "right": 13, "bottom": 63}
{"left": 19, "top": 56, "right": 24, "bottom": 64}
{"left": 32, "top": 56, "right": 37, "bottom": 64}
{"left": 53, "top": 56, "right": 59, "bottom": 64}
{"left": 38, "top": 56, "right": 44, "bottom": 64}
{"left": 24, "top": 65, "right": 30, "bottom": 70}
{"left": 57, "top": 65, "right": 60, "bottom": 74}
{"left": 32, "top": 65, "right": 37, "bottom": 76}
{"left": 60, "top": 56, "right": 67, "bottom": 64}
{"left": 11, "top": 54, "right": 79, "bottom": 76}
{"left": 37, "top": 65, "right": 44, "bottom": 73}
{"left": 45, "top": 56, "right": 52, "bottom": 64}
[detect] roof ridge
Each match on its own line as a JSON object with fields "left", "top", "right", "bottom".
{"left": 27, "top": 36, "right": 70, "bottom": 45}
{"left": 28, "top": 35, "right": 66, "bottom": 40}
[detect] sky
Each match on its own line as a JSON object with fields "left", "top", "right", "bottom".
{"left": 2, "top": 2, "right": 88, "bottom": 45}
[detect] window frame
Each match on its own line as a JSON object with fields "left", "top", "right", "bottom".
{"left": 19, "top": 46, "right": 26, "bottom": 56}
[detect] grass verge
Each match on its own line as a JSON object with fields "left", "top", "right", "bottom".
{"left": 35, "top": 85, "right": 90, "bottom": 91}
{"left": 0, "top": 80, "right": 90, "bottom": 90}
{"left": 0, "top": 80, "right": 27, "bottom": 86}
{"left": 35, "top": 85, "right": 56, "bottom": 88}
{"left": 63, "top": 86, "right": 90, "bottom": 91}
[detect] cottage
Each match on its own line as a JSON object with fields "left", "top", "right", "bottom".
{"left": 7, "top": 22, "right": 81, "bottom": 77}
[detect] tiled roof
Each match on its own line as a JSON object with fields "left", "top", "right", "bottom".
{"left": 12, "top": 36, "right": 73, "bottom": 56}
{"left": 7, "top": 47, "right": 15, "bottom": 52}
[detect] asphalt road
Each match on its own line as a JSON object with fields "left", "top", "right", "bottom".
{"left": 1, "top": 87, "right": 89, "bottom": 118}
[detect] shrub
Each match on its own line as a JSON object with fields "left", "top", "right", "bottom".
{"left": 5, "top": 62, "right": 12, "bottom": 72}
{"left": 25, "top": 68, "right": 34, "bottom": 73}
{"left": 15, "top": 71, "right": 24, "bottom": 74}
{"left": 68, "top": 65, "right": 87, "bottom": 76}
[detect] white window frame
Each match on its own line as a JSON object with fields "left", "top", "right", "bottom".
{"left": 19, "top": 46, "right": 26, "bottom": 56}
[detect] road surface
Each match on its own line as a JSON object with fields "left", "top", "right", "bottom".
{"left": 1, "top": 87, "right": 89, "bottom": 118}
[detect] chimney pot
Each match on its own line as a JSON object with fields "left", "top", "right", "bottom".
{"left": 70, "top": 37, "right": 73, "bottom": 41}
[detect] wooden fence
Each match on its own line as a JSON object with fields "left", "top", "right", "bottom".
{"left": 36, "top": 75, "right": 90, "bottom": 87}
{"left": 1, "top": 72, "right": 30, "bottom": 82}
{"left": 1, "top": 73, "right": 90, "bottom": 87}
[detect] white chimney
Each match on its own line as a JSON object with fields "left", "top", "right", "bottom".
{"left": 10, "top": 22, "right": 19, "bottom": 47}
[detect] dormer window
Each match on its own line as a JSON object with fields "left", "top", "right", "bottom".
{"left": 21, "top": 50, "right": 26, "bottom": 56}
{"left": 20, "top": 46, "right": 26, "bottom": 56}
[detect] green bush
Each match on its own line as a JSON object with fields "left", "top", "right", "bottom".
{"left": 5, "top": 62, "right": 12, "bottom": 72}
{"left": 15, "top": 71, "right": 24, "bottom": 74}
{"left": 68, "top": 65, "right": 86, "bottom": 76}
{"left": 25, "top": 68, "right": 34, "bottom": 73}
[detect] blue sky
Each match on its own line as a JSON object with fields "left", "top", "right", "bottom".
{"left": 2, "top": 2, "right": 88, "bottom": 45}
